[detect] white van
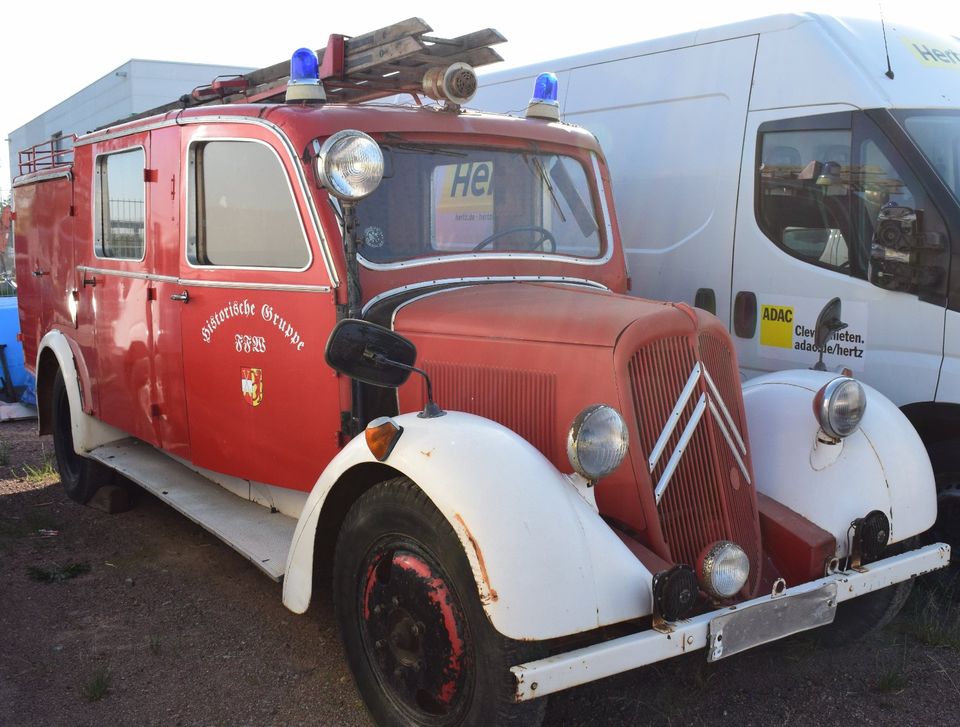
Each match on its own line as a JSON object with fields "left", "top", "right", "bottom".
{"left": 475, "top": 12, "right": 960, "bottom": 536}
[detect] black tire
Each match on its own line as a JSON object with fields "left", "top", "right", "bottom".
{"left": 928, "top": 441, "right": 960, "bottom": 554}
{"left": 52, "top": 369, "right": 111, "bottom": 504}
{"left": 333, "top": 478, "right": 546, "bottom": 727}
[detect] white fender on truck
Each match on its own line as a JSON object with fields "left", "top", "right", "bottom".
{"left": 742, "top": 369, "right": 936, "bottom": 553}
{"left": 283, "top": 411, "right": 654, "bottom": 641}
{"left": 37, "top": 330, "right": 126, "bottom": 454}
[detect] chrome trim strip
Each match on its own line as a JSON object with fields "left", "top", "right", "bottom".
{"left": 648, "top": 363, "right": 701, "bottom": 472}
{"left": 389, "top": 287, "right": 471, "bottom": 330}
{"left": 12, "top": 168, "right": 72, "bottom": 187}
{"left": 76, "top": 266, "right": 331, "bottom": 293}
{"left": 361, "top": 276, "right": 609, "bottom": 316}
{"left": 655, "top": 393, "right": 707, "bottom": 505}
{"left": 707, "top": 400, "right": 752, "bottom": 486}
{"left": 702, "top": 365, "right": 746, "bottom": 454}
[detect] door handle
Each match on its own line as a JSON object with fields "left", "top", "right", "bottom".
{"left": 32, "top": 269, "right": 47, "bottom": 277}
{"left": 170, "top": 291, "right": 190, "bottom": 303}
{"left": 733, "top": 291, "right": 757, "bottom": 338}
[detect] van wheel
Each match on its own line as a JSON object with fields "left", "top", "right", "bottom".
{"left": 333, "top": 478, "right": 546, "bottom": 727}
{"left": 52, "top": 370, "right": 110, "bottom": 504}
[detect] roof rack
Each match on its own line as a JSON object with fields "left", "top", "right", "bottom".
{"left": 18, "top": 135, "right": 76, "bottom": 176}
{"left": 109, "top": 18, "right": 505, "bottom": 129}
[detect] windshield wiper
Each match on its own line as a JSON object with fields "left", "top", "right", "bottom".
{"left": 524, "top": 154, "right": 567, "bottom": 223}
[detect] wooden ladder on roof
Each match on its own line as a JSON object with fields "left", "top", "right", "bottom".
{"left": 113, "top": 18, "right": 506, "bottom": 128}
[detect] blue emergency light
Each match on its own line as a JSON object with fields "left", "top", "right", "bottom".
{"left": 286, "top": 47, "right": 326, "bottom": 102}
{"left": 525, "top": 72, "right": 560, "bottom": 121}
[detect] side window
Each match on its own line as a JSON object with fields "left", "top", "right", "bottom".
{"left": 95, "top": 148, "right": 145, "bottom": 260}
{"left": 188, "top": 140, "right": 310, "bottom": 269}
{"left": 757, "top": 129, "right": 856, "bottom": 273}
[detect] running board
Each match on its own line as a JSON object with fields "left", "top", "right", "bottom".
{"left": 88, "top": 439, "right": 296, "bottom": 581}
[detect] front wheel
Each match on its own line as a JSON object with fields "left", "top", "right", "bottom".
{"left": 333, "top": 478, "right": 545, "bottom": 727}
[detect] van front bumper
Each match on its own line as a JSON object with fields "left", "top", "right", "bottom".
{"left": 512, "top": 543, "right": 949, "bottom": 701}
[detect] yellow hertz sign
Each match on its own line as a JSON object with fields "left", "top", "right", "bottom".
{"left": 759, "top": 305, "right": 794, "bottom": 349}
{"left": 903, "top": 37, "right": 960, "bottom": 70}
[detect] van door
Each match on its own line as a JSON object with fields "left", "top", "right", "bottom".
{"left": 731, "top": 109, "right": 948, "bottom": 406}
{"left": 174, "top": 124, "right": 340, "bottom": 492}
{"left": 87, "top": 133, "right": 164, "bottom": 445}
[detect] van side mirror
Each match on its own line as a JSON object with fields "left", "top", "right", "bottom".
{"left": 869, "top": 205, "right": 946, "bottom": 294}
{"left": 325, "top": 319, "right": 417, "bottom": 388}
{"left": 812, "top": 297, "right": 847, "bottom": 371}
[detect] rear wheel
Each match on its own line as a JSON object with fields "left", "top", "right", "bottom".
{"left": 333, "top": 478, "right": 545, "bottom": 727}
{"left": 52, "top": 369, "right": 111, "bottom": 504}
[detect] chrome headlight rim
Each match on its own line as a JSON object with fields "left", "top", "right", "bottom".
{"left": 814, "top": 376, "right": 866, "bottom": 439}
{"left": 314, "top": 129, "right": 384, "bottom": 201}
{"left": 697, "top": 540, "right": 750, "bottom": 600}
{"left": 566, "top": 404, "right": 629, "bottom": 482}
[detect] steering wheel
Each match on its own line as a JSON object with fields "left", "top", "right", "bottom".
{"left": 472, "top": 225, "right": 556, "bottom": 253}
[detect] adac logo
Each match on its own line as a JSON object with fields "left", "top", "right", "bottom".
{"left": 241, "top": 368, "right": 263, "bottom": 407}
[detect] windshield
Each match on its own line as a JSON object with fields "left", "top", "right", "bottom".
{"left": 351, "top": 145, "right": 604, "bottom": 263}
{"left": 893, "top": 109, "right": 960, "bottom": 201}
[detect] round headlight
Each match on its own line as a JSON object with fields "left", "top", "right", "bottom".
{"left": 813, "top": 376, "right": 866, "bottom": 439}
{"left": 315, "top": 130, "right": 384, "bottom": 201}
{"left": 566, "top": 404, "right": 629, "bottom": 481}
{"left": 698, "top": 541, "right": 750, "bottom": 600}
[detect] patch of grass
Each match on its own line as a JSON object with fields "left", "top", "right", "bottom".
{"left": 900, "top": 573, "right": 960, "bottom": 649}
{"left": 148, "top": 634, "right": 162, "bottom": 656}
{"left": 79, "top": 666, "right": 111, "bottom": 702}
{"left": 27, "top": 562, "right": 90, "bottom": 583}
{"left": 22, "top": 457, "right": 57, "bottom": 483}
{"left": 877, "top": 667, "right": 908, "bottom": 694}
{"left": 0, "top": 439, "right": 11, "bottom": 466}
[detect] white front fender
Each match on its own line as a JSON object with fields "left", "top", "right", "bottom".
{"left": 283, "top": 411, "right": 654, "bottom": 641}
{"left": 743, "top": 370, "right": 936, "bottom": 554}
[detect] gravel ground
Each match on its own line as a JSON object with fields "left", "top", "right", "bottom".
{"left": 2, "top": 418, "right": 960, "bottom": 727}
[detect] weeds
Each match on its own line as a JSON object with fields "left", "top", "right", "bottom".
{"left": 899, "top": 572, "right": 960, "bottom": 650}
{"left": 26, "top": 562, "right": 90, "bottom": 583}
{"left": 877, "top": 667, "right": 908, "bottom": 694}
{"left": 0, "top": 439, "right": 11, "bottom": 466}
{"left": 22, "top": 458, "right": 57, "bottom": 483}
{"left": 79, "top": 666, "right": 111, "bottom": 702}
{"left": 149, "top": 633, "right": 162, "bottom": 656}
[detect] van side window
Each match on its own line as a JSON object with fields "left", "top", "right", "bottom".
{"left": 188, "top": 141, "right": 309, "bottom": 269}
{"left": 757, "top": 130, "right": 857, "bottom": 274}
{"left": 95, "top": 148, "right": 146, "bottom": 260}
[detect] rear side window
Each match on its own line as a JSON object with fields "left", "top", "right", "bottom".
{"left": 188, "top": 140, "right": 309, "bottom": 269}
{"left": 95, "top": 148, "right": 145, "bottom": 260}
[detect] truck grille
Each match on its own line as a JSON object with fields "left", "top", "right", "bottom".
{"left": 627, "top": 333, "right": 761, "bottom": 596}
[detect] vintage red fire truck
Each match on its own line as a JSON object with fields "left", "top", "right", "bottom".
{"left": 11, "top": 19, "right": 950, "bottom": 726}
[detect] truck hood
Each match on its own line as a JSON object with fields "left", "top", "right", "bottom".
{"left": 391, "top": 282, "right": 696, "bottom": 347}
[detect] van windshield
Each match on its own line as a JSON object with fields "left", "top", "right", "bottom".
{"left": 350, "top": 145, "right": 604, "bottom": 263}
{"left": 893, "top": 109, "right": 960, "bottom": 202}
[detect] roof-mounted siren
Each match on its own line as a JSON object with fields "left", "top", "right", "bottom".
{"left": 286, "top": 48, "right": 326, "bottom": 103}
{"left": 422, "top": 63, "right": 478, "bottom": 108}
{"left": 525, "top": 72, "right": 560, "bottom": 121}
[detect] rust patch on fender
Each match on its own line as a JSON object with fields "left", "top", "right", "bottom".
{"left": 453, "top": 513, "right": 499, "bottom": 603}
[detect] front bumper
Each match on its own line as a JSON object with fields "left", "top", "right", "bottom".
{"left": 512, "top": 543, "right": 949, "bottom": 701}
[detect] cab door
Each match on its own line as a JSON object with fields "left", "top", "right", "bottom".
{"left": 173, "top": 123, "right": 340, "bottom": 491}
{"left": 731, "top": 109, "right": 947, "bottom": 406}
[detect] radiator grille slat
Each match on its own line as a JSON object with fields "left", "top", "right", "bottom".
{"left": 424, "top": 362, "right": 557, "bottom": 459}
{"left": 628, "top": 334, "right": 761, "bottom": 596}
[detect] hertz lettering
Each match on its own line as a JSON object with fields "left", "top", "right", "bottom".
{"left": 904, "top": 37, "right": 960, "bottom": 70}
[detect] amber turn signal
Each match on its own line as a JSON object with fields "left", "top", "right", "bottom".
{"left": 365, "top": 417, "right": 403, "bottom": 462}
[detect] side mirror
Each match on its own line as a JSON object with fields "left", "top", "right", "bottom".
{"left": 325, "top": 319, "right": 417, "bottom": 388}
{"left": 812, "top": 297, "right": 847, "bottom": 371}
{"left": 869, "top": 205, "right": 946, "bottom": 294}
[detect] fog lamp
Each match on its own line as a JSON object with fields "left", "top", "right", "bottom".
{"left": 566, "top": 404, "right": 629, "bottom": 482}
{"left": 813, "top": 376, "right": 866, "bottom": 439}
{"left": 698, "top": 541, "right": 750, "bottom": 600}
{"left": 852, "top": 510, "right": 890, "bottom": 564}
{"left": 652, "top": 565, "right": 698, "bottom": 622}
{"left": 314, "top": 130, "right": 384, "bottom": 201}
